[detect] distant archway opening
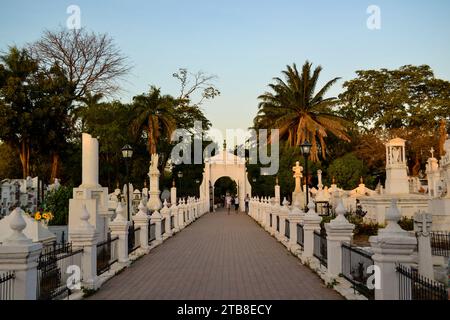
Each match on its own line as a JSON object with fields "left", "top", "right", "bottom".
{"left": 213, "top": 176, "right": 237, "bottom": 209}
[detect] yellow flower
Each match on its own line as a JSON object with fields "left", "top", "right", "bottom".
{"left": 35, "top": 212, "right": 41, "bottom": 221}
{"left": 42, "top": 213, "right": 49, "bottom": 220}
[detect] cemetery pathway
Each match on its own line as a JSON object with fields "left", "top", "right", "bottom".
{"left": 88, "top": 209, "right": 343, "bottom": 300}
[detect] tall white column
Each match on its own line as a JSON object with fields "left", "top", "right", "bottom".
{"left": 150, "top": 209, "right": 163, "bottom": 244}
{"left": 81, "top": 133, "right": 100, "bottom": 188}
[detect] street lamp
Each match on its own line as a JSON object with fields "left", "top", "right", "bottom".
{"left": 122, "top": 144, "right": 133, "bottom": 252}
{"left": 177, "top": 171, "right": 183, "bottom": 197}
{"left": 300, "top": 141, "right": 312, "bottom": 209}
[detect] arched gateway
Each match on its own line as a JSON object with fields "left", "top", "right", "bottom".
{"left": 199, "top": 145, "right": 251, "bottom": 212}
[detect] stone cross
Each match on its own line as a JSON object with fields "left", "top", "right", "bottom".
{"left": 430, "top": 147, "right": 435, "bottom": 159}
{"left": 292, "top": 161, "right": 303, "bottom": 193}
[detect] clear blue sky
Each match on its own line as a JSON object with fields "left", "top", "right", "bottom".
{"left": 1, "top": 0, "right": 449, "bottom": 134}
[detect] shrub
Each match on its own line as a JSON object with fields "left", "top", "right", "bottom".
{"left": 43, "top": 186, "right": 73, "bottom": 226}
{"left": 398, "top": 216, "right": 414, "bottom": 231}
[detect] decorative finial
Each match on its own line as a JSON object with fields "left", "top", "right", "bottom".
{"left": 172, "top": 179, "right": 176, "bottom": 187}
{"left": 116, "top": 181, "right": 120, "bottom": 190}
{"left": 332, "top": 176, "right": 336, "bottom": 184}
{"left": 276, "top": 176, "right": 279, "bottom": 185}
{"left": 360, "top": 176, "right": 364, "bottom": 184}
{"left": 144, "top": 179, "right": 147, "bottom": 188}
{"left": 5, "top": 207, "right": 30, "bottom": 244}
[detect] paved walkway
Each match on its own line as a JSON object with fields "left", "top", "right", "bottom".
{"left": 89, "top": 210, "right": 342, "bottom": 300}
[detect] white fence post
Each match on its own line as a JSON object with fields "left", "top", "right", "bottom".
{"left": 110, "top": 203, "right": 131, "bottom": 265}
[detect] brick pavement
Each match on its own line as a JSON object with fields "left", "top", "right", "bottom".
{"left": 89, "top": 210, "right": 343, "bottom": 300}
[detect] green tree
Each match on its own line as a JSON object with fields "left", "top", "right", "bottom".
{"left": 255, "top": 61, "right": 350, "bottom": 162}
{"left": 326, "top": 153, "right": 374, "bottom": 190}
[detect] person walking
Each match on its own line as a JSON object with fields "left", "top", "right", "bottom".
{"left": 234, "top": 195, "right": 239, "bottom": 212}
{"left": 225, "top": 194, "right": 232, "bottom": 214}
{"left": 244, "top": 194, "right": 250, "bottom": 214}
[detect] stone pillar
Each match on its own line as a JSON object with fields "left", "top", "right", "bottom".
{"left": 69, "top": 204, "right": 99, "bottom": 289}
{"left": 325, "top": 199, "right": 355, "bottom": 277}
{"left": 80, "top": 133, "right": 100, "bottom": 188}
{"left": 109, "top": 203, "right": 131, "bottom": 265}
{"left": 369, "top": 199, "right": 417, "bottom": 300}
{"left": 288, "top": 203, "right": 305, "bottom": 254}
{"left": 302, "top": 201, "right": 322, "bottom": 259}
{"left": 150, "top": 209, "right": 163, "bottom": 244}
{"left": 147, "top": 153, "right": 162, "bottom": 212}
{"left": 275, "top": 178, "right": 281, "bottom": 205}
{"left": 178, "top": 199, "right": 185, "bottom": 230}
{"left": 171, "top": 180, "right": 177, "bottom": 205}
{"left": 0, "top": 208, "right": 42, "bottom": 300}
{"left": 161, "top": 200, "right": 172, "bottom": 239}
{"left": 133, "top": 200, "right": 150, "bottom": 253}
{"left": 414, "top": 212, "right": 434, "bottom": 279}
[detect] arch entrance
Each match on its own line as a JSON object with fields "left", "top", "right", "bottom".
{"left": 199, "top": 145, "right": 251, "bottom": 212}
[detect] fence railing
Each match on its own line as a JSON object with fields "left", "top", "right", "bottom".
{"left": 161, "top": 218, "right": 166, "bottom": 236}
{"left": 284, "top": 219, "right": 290, "bottom": 239}
{"left": 170, "top": 215, "right": 175, "bottom": 230}
{"left": 315, "top": 201, "right": 331, "bottom": 216}
{"left": 96, "top": 234, "right": 119, "bottom": 276}
{"left": 148, "top": 222, "right": 156, "bottom": 243}
{"left": 36, "top": 242, "right": 83, "bottom": 300}
{"left": 396, "top": 264, "right": 447, "bottom": 300}
{"left": 341, "top": 242, "right": 375, "bottom": 300}
{"left": 129, "top": 227, "right": 141, "bottom": 254}
{"left": 430, "top": 232, "right": 450, "bottom": 257}
{"left": 0, "top": 271, "right": 15, "bottom": 300}
{"left": 313, "top": 231, "right": 327, "bottom": 267}
{"left": 297, "top": 224, "right": 304, "bottom": 248}
{"left": 276, "top": 216, "right": 280, "bottom": 232}
{"left": 269, "top": 214, "right": 272, "bottom": 227}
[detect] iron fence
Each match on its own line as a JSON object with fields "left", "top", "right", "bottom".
{"left": 269, "top": 214, "right": 272, "bottom": 227}
{"left": 0, "top": 271, "right": 15, "bottom": 300}
{"left": 430, "top": 232, "right": 450, "bottom": 257}
{"left": 285, "top": 219, "right": 290, "bottom": 239}
{"left": 129, "top": 227, "right": 141, "bottom": 254}
{"left": 148, "top": 222, "right": 156, "bottom": 243}
{"left": 96, "top": 233, "right": 119, "bottom": 276}
{"left": 315, "top": 201, "right": 331, "bottom": 216}
{"left": 297, "top": 224, "right": 304, "bottom": 248}
{"left": 170, "top": 215, "right": 175, "bottom": 230}
{"left": 396, "top": 264, "right": 447, "bottom": 300}
{"left": 313, "top": 231, "right": 327, "bottom": 267}
{"left": 276, "top": 216, "right": 280, "bottom": 232}
{"left": 37, "top": 242, "right": 83, "bottom": 300}
{"left": 341, "top": 242, "right": 375, "bottom": 300}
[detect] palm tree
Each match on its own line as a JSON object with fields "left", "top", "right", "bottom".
{"left": 131, "top": 86, "right": 177, "bottom": 155}
{"left": 255, "top": 61, "right": 350, "bottom": 161}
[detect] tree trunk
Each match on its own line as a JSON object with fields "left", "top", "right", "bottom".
{"left": 19, "top": 141, "right": 30, "bottom": 178}
{"left": 50, "top": 152, "right": 60, "bottom": 182}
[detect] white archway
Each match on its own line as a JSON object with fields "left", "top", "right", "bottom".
{"left": 199, "top": 147, "right": 251, "bottom": 212}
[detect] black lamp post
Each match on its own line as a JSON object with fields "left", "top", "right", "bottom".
{"left": 177, "top": 171, "right": 183, "bottom": 197}
{"left": 300, "top": 141, "right": 312, "bottom": 209}
{"left": 121, "top": 144, "right": 133, "bottom": 221}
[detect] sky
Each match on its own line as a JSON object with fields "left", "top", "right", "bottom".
{"left": 1, "top": 0, "right": 450, "bottom": 137}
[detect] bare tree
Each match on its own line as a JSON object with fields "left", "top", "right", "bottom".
{"left": 31, "top": 27, "right": 131, "bottom": 99}
{"left": 173, "top": 68, "right": 220, "bottom": 107}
